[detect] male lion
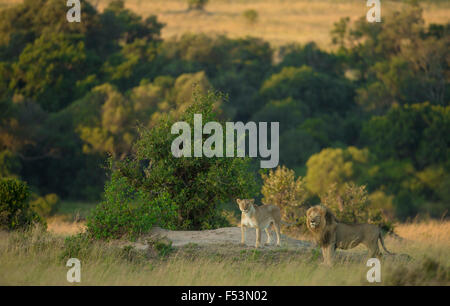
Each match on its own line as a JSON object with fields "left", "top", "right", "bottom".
{"left": 237, "top": 198, "right": 282, "bottom": 248}
{"left": 306, "top": 205, "right": 394, "bottom": 265}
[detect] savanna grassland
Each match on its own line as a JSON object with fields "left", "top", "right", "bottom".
{"left": 92, "top": 0, "right": 450, "bottom": 48}
{"left": 0, "top": 0, "right": 449, "bottom": 287}
{"left": 0, "top": 211, "right": 449, "bottom": 285}
{"left": 1, "top": 0, "right": 449, "bottom": 47}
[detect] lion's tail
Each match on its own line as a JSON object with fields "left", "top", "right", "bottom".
{"left": 378, "top": 232, "right": 395, "bottom": 255}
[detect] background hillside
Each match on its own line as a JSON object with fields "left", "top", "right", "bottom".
{"left": 0, "top": 0, "right": 448, "bottom": 228}
{"left": 1, "top": 0, "right": 449, "bottom": 48}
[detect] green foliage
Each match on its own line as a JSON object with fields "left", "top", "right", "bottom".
{"left": 10, "top": 33, "right": 92, "bottom": 112}
{"left": 30, "top": 193, "right": 59, "bottom": 217}
{"left": 86, "top": 171, "right": 178, "bottom": 240}
{"left": 187, "top": 0, "right": 209, "bottom": 10}
{"left": 243, "top": 10, "right": 259, "bottom": 24}
{"left": 60, "top": 233, "right": 91, "bottom": 260}
{"left": 111, "top": 91, "right": 258, "bottom": 230}
{"left": 260, "top": 66, "right": 354, "bottom": 116}
{"left": 0, "top": 0, "right": 448, "bottom": 222}
{"left": 0, "top": 0, "right": 101, "bottom": 60}
{"left": 332, "top": 5, "right": 449, "bottom": 111}
{"left": 147, "top": 237, "right": 174, "bottom": 257}
{"left": 0, "top": 150, "right": 21, "bottom": 177}
{"left": 0, "top": 178, "right": 45, "bottom": 230}
{"left": 278, "top": 42, "right": 343, "bottom": 77}
{"left": 362, "top": 103, "right": 450, "bottom": 169}
{"left": 72, "top": 72, "right": 212, "bottom": 160}
{"left": 305, "top": 146, "right": 369, "bottom": 196}
{"left": 158, "top": 34, "right": 273, "bottom": 120}
{"left": 320, "top": 182, "right": 394, "bottom": 232}
{"left": 75, "top": 84, "right": 136, "bottom": 160}
{"left": 261, "top": 166, "right": 308, "bottom": 225}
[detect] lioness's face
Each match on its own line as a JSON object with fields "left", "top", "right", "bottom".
{"left": 306, "top": 207, "right": 323, "bottom": 229}
{"left": 237, "top": 199, "right": 254, "bottom": 213}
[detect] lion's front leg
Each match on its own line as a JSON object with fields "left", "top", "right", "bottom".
{"left": 255, "top": 228, "right": 261, "bottom": 248}
{"left": 240, "top": 224, "right": 246, "bottom": 246}
{"left": 322, "top": 237, "right": 336, "bottom": 266}
{"left": 322, "top": 245, "right": 335, "bottom": 266}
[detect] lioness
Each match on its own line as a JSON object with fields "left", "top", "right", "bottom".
{"left": 306, "top": 205, "right": 394, "bottom": 265}
{"left": 237, "top": 198, "right": 282, "bottom": 248}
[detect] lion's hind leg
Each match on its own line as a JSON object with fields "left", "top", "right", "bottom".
{"left": 273, "top": 222, "right": 281, "bottom": 247}
{"left": 366, "top": 237, "right": 382, "bottom": 260}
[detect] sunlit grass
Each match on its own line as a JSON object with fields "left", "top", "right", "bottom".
{"left": 1, "top": 0, "right": 448, "bottom": 48}
{"left": 0, "top": 221, "right": 448, "bottom": 285}
{"left": 100, "top": 0, "right": 450, "bottom": 48}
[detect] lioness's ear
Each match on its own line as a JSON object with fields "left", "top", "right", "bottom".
{"left": 236, "top": 199, "right": 241, "bottom": 205}
{"left": 250, "top": 199, "right": 255, "bottom": 204}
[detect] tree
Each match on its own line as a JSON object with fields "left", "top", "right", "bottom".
{"left": 261, "top": 166, "right": 308, "bottom": 226}
{"left": 0, "top": 178, "right": 45, "bottom": 230}
{"left": 259, "top": 66, "right": 354, "bottom": 116}
{"left": 10, "top": 33, "right": 93, "bottom": 112}
{"left": 187, "top": 0, "right": 209, "bottom": 11}
{"left": 362, "top": 103, "right": 450, "bottom": 169}
{"left": 0, "top": 0, "right": 101, "bottom": 61}
{"left": 158, "top": 34, "right": 273, "bottom": 120}
{"left": 278, "top": 42, "right": 344, "bottom": 77}
{"left": 305, "top": 146, "right": 369, "bottom": 196}
{"left": 98, "top": 91, "right": 258, "bottom": 231}
{"left": 320, "top": 182, "right": 393, "bottom": 232}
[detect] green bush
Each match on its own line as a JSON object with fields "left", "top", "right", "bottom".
{"left": 261, "top": 166, "right": 309, "bottom": 226}
{"left": 243, "top": 9, "right": 258, "bottom": 24}
{"left": 30, "top": 193, "right": 60, "bottom": 217}
{"left": 320, "top": 182, "right": 394, "bottom": 233}
{"left": 0, "top": 178, "right": 45, "bottom": 230}
{"left": 188, "top": 0, "right": 209, "bottom": 10}
{"left": 86, "top": 171, "right": 178, "bottom": 240}
{"left": 88, "top": 90, "right": 257, "bottom": 238}
{"left": 60, "top": 233, "right": 92, "bottom": 260}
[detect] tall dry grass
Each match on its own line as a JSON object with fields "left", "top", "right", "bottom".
{"left": 97, "top": 0, "right": 450, "bottom": 48}
{"left": 0, "top": 220, "right": 448, "bottom": 285}
{"left": 1, "top": 0, "right": 448, "bottom": 48}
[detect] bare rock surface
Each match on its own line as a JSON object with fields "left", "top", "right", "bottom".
{"left": 145, "top": 226, "right": 312, "bottom": 249}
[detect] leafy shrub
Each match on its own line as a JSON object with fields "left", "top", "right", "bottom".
{"left": 243, "top": 9, "right": 259, "bottom": 24}
{"left": 188, "top": 0, "right": 208, "bottom": 10}
{"left": 100, "top": 90, "right": 257, "bottom": 233}
{"left": 60, "top": 233, "right": 92, "bottom": 260}
{"left": 147, "top": 237, "right": 174, "bottom": 258}
{"left": 305, "top": 146, "right": 369, "bottom": 196}
{"left": 86, "top": 171, "right": 178, "bottom": 240}
{"left": 0, "top": 150, "right": 21, "bottom": 177}
{"left": 30, "top": 193, "right": 60, "bottom": 217}
{"left": 0, "top": 178, "right": 45, "bottom": 230}
{"left": 261, "top": 166, "right": 309, "bottom": 227}
{"left": 320, "top": 182, "right": 394, "bottom": 232}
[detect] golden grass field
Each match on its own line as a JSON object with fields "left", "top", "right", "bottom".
{"left": 0, "top": 0, "right": 448, "bottom": 286}
{"left": 0, "top": 218, "right": 448, "bottom": 285}
{"left": 1, "top": 0, "right": 449, "bottom": 48}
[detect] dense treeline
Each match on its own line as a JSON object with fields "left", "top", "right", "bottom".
{"left": 0, "top": 0, "right": 448, "bottom": 221}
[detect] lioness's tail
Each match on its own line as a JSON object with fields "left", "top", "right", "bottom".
{"left": 378, "top": 232, "right": 395, "bottom": 255}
